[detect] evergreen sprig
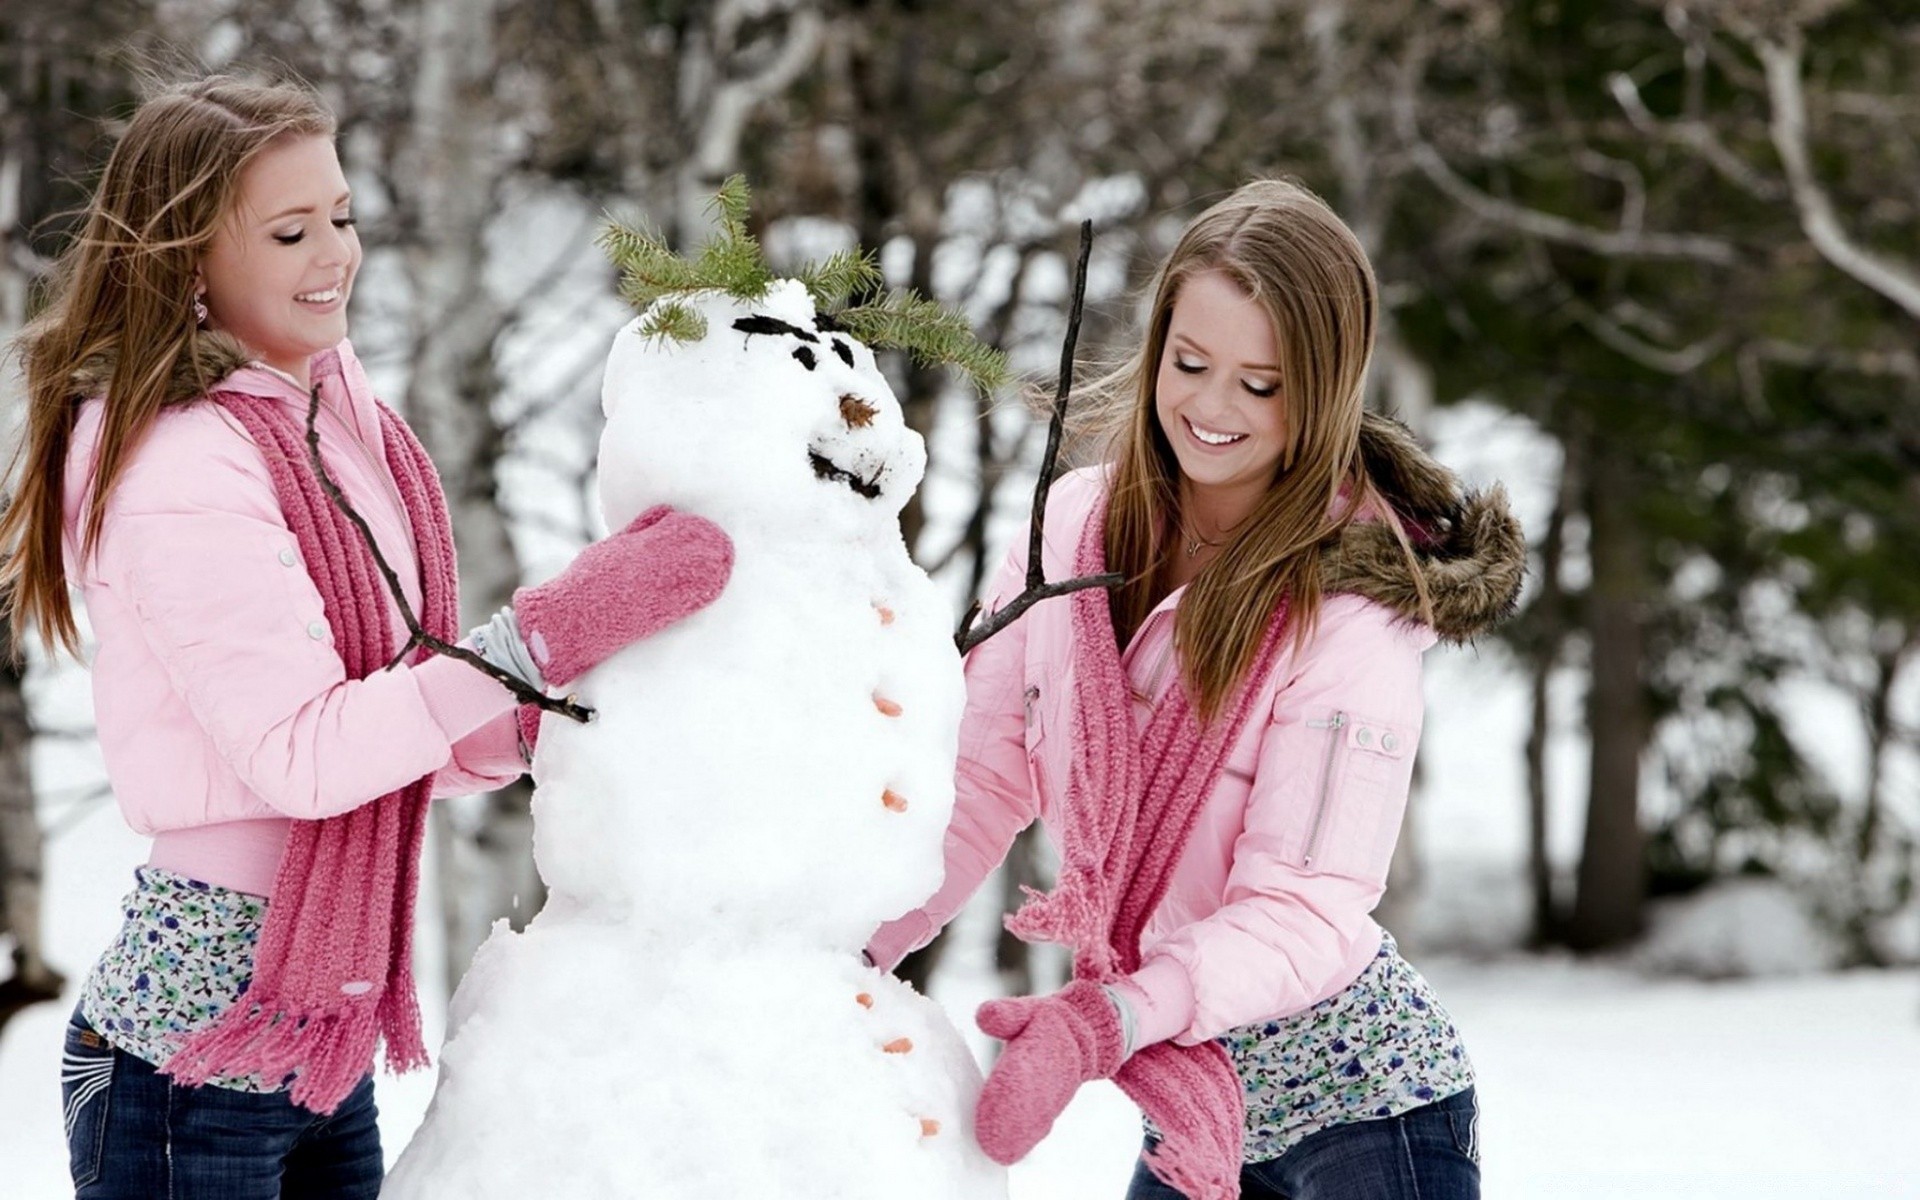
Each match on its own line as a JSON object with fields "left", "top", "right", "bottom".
{"left": 638, "top": 299, "right": 707, "bottom": 344}
{"left": 793, "top": 249, "right": 882, "bottom": 310}
{"left": 600, "top": 176, "right": 1009, "bottom": 392}
{"left": 835, "top": 290, "right": 1012, "bottom": 394}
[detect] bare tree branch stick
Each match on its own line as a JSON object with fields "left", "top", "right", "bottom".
{"left": 1751, "top": 29, "right": 1920, "bottom": 323}
{"left": 1552, "top": 287, "right": 1732, "bottom": 374}
{"left": 1606, "top": 70, "right": 1785, "bottom": 202}
{"left": 303, "top": 386, "right": 593, "bottom": 723}
{"left": 1391, "top": 49, "right": 1737, "bottom": 265}
{"left": 955, "top": 220, "right": 1122, "bottom": 655}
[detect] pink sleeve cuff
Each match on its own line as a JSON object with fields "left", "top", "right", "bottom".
{"left": 865, "top": 910, "right": 935, "bottom": 974}
{"left": 1111, "top": 955, "right": 1198, "bottom": 1050}
{"left": 413, "top": 652, "right": 522, "bottom": 744}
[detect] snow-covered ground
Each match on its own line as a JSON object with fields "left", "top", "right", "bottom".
{"left": 5, "top": 632, "right": 1917, "bottom": 1196}
{"left": 8, "top": 838, "right": 1917, "bottom": 1199}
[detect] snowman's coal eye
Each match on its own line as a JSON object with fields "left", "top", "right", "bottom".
{"left": 793, "top": 346, "right": 817, "bottom": 370}
{"left": 831, "top": 339, "right": 854, "bottom": 368}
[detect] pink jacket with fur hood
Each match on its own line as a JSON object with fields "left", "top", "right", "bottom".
{"left": 62, "top": 337, "right": 522, "bottom": 897}
{"left": 871, "top": 415, "right": 1524, "bottom": 1048}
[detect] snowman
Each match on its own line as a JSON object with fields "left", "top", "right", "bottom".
{"left": 383, "top": 263, "right": 1011, "bottom": 1197}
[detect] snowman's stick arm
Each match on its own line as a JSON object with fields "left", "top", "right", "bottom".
{"left": 1026, "top": 219, "right": 1091, "bottom": 590}
{"left": 955, "top": 220, "right": 1122, "bottom": 656}
{"left": 303, "top": 387, "right": 595, "bottom": 724}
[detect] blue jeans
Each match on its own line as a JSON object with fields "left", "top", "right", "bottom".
{"left": 61, "top": 1009, "right": 383, "bottom": 1199}
{"left": 1125, "top": 1087, "right": 1481, "bottom": 1200}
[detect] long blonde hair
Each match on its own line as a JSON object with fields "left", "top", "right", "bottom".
{"left": 0, "top": 74, "right": 335, "bottom": 658}
{"left": 1094, "top": 179, "right": 1430, "bottom": 721}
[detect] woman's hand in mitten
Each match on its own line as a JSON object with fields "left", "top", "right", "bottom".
{"left": 512, "top": 505, "right": 733, "bottom": 689}
{"left": 973, "top": 980, "right": 1127, "bottom": 1165}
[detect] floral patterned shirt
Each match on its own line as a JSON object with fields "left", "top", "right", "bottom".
{"left": 79, "top": 867, "right": 279, "bottom": 1093}
{"left": 1147, "top": 932, "right": 1475, "bottom": 1162}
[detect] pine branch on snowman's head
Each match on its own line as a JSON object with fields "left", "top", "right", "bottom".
{"left": 597, "top": 176, "right": 1010, "bottom": 394}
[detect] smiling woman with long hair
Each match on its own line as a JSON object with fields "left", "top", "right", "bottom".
{"left": 868, "top": 179, "right": 1527, "bottom": 1199}
{"left": 1, "top": 73, "right": 733, "bottom": 1197}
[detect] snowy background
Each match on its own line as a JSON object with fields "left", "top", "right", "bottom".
{"left": 7, "top": 3, "right": 1920, "bottom": 1195}
{"left": 5, "top": 608, "right": 1918, "bottom": 1197}
{"left": 2, "top": 390, "right": 1916, "bottom": 1196}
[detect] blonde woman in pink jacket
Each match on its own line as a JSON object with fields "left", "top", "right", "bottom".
{"left": 1, "top": 76, "right": 731, "bottom": 1197}
{"left": 868, "top": 181, "right": 1526, "bottom": 1199}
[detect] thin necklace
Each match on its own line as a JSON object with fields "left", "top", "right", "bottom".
{"left": 1180, "top": 513, "right": 1245, "bottom": 558}
{"left": 1183, "top": 527, "right": 1221, "bottom": 558}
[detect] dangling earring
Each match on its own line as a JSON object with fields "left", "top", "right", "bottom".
{"left": 193, "top": 291, "right": 209, "bottom": 327}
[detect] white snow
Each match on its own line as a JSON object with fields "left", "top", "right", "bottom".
{"left": 1635, "top": 878, "right": 1846, "bottom": 979}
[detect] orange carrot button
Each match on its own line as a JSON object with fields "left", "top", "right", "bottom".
{"left": 882, "top": 1037, "right": 913, "bottom": 1054}
{"left": 856, "top": 993, "right": 874, "bottom": 1009}
{"left": 882, "top": 789, "right": 908, "bottom": 813}
{"left": 919, "top": 1118, "right": 941, "bottom": 1137}
{"left": 873, "top": 694, "right": 902, "bottom": 717}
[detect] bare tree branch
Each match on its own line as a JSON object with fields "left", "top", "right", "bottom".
{"left": 1555, "top": 288, "right": 1733, "bottom": 375}
{"left": 1393, "top": 48, "right": 1737, "bottom": 265}
{"left": 1750, "top": 29, "right": 1920, "bottom": 323}
{"left": 1606, "top": 69, "right": 1786, "bottom": 202}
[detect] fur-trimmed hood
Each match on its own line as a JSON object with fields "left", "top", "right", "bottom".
{"left": 1322, "top": 411, "right": 1527, "bottom": 644}
{"left": 68, "top": 330, "right": 255, "bottom": 405}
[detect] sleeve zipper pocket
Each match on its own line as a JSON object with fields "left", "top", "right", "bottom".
{"left": 1301, "top": 711, "right": 1348, "bottom": 867}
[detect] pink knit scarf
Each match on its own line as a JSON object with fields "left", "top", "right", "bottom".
{"left": 161, "top": 378, "right": 458, "bottom": 1114}
{"left": 1006, "top": 494, "right": 1287, "bottom": 1199}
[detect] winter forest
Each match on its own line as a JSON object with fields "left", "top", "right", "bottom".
{"left": 2, "top": 0, "right": 1918, "bottom": 1196}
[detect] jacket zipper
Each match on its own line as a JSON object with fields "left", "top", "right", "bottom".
{"left": 1301, "top": 711, "right": 1348, "bottom": 866}
{"left": 316, "top": 400, "right": 418, "bottom": 566}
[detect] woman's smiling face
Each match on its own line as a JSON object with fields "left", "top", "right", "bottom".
{"left": 197, "top": 134, "right": 360, "bottom": 383}
{"left": 1153, "top": 268, "right": 1288, "bottom": 506}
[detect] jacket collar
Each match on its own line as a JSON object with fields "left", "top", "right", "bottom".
{"left": 1320, "top": 412, "right": 1527, "bottom": 645}
{"left": 69, "top": 331, "right": 350, "bottom": 409}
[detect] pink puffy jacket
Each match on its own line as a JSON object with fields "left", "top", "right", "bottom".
{"left": 872, "top": 443, "right": 1524, "bottom": 1048}
{"left": 62, "top": 340, "right": 521, "bottom": 897}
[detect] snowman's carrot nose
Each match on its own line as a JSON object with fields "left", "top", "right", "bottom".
{"left": 873, "top": 694, "right": 902, "bottom": 717}
{"left": 882, "top": 789, "right": 908, "bottom": 813}
{"left": 874, "top": 603, "right": 895, "bottom": 625}
{"left": 919, "top": 1118, "right": 941, "bottom": 1137}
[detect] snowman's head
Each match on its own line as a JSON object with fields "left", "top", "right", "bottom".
{"left": 597, "top": 280, "right": 926, "bottom": 538}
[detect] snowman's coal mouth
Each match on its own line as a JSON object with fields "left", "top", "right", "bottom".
{"left": 808, "top": 449, "right": 882, "bottom": 500}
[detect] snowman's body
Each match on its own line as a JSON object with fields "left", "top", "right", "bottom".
{"left": 384, "top": 282, "right": 1008, "bottom": 1198}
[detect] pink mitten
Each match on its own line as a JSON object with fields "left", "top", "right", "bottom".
{"left": 974, "top": 980, "right": 1126, "bottom": 1165}
{"left": 513, "top": 505, "right": 733, "bottom": 689}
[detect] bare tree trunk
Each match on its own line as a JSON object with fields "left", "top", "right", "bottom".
{"left": 400, "top": 0, "right": 541, "bottom": 990}
{"left": 842, "top": 8, "right": 946, "bottom": 557}
{"left": 0, "top": 613, "right": 64, "bottom": 1036}
{"left": 1567, "top": 433, "right": 1649, "bottom": 952}
{"left": 1525, "top": 460, "right": 1572, "bottom": 946}
{"left": 672, "top": 0, "right": 825, "bottom": 244}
